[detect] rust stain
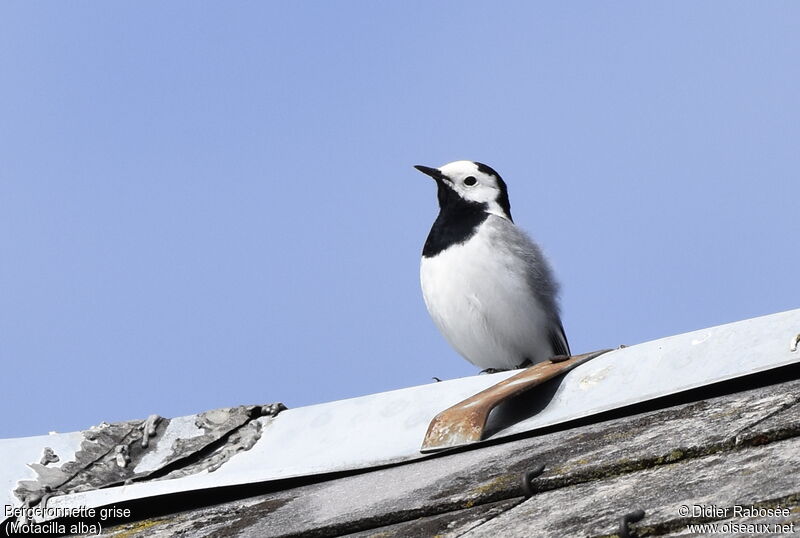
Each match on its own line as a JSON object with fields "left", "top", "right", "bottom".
{"left": 421, "top": 349, "right": 611, "bottom": 452}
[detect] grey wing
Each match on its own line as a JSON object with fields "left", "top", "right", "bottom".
{"left": 510, "top": 224, "right": 570, "bottom": 357}
{"left": 489, "top": 217, "right": 570, "bottom": 357}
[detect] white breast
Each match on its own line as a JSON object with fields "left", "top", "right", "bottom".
{"left": 420, "top": 216, "right": 553, "bottom": 370}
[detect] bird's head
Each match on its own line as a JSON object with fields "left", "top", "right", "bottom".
{"left": 414, "top": 160, "right": 512, "bottom": 221}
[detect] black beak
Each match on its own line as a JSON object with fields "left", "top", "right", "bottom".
{"left": 414, "top": 165, "right": 446, "bottom": 181}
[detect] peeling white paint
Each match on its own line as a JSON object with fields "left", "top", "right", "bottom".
{"left": 134, "top": 416, "right": 204, "bottom": 474}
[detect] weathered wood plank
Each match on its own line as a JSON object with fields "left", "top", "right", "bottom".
{"left": 341, "top": 499, "right": 520, "bottom": 538}
{"left": 459, "top": 435, "right": 800, "bottom": 537}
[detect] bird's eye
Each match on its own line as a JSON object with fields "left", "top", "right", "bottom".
{"left": 464, "top": 176, "right": 477, "bottom": 186}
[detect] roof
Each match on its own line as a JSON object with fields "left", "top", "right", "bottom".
{"left": 2, "top": 310, "right": 799, "bottom": 537}
{"left": 91, "top": 364, "right": 800, "bottom": 536}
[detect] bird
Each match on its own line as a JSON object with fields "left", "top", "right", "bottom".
{"left": 414, "top": 160, "right": 570, "bottom": 371}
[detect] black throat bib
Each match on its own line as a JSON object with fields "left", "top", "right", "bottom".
{"left": 422, "top": 182, "right": 489, "bottom": 258}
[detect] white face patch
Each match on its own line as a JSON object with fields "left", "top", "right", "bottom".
{"left": 437, "top": 161, "right": 510, "bottom": 219}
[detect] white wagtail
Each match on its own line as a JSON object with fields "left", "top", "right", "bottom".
{"left": 415, "top": 160, "right": 570, "bottom": 372}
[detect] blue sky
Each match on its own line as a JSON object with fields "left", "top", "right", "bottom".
{"left": 1, "top": 2, "right": 798, "bottom": 438}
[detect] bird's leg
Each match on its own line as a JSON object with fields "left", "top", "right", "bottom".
{"left": 482, "top": 358, "right": 537, "bottom": 373}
